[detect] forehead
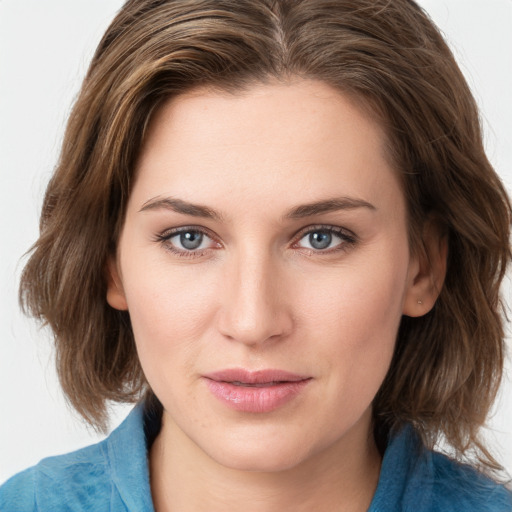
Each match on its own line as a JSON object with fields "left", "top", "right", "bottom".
{"left": 131, "top": 79, "right": 403, "bottom": 218}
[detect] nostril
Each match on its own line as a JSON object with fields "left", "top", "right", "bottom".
{"left": 216, "top": 257, "right": 293, "bottom": 344}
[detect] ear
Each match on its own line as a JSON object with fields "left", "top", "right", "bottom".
{"left": 402, "top": 220, "right": 448, "bottom": 318}
{"left": 106, "top": 256, "right": 128, "bottom": 311}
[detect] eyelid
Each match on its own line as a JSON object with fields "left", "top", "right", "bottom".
{"left": 293, "top": 224, "right": 357, "bottom": 241}
{"left": 154, "top": 224, "right": 358, "bottom": 258}
{"left": 291, "top": 224, "right": 358, "bottom": 252}
{"left": 157, "top": 224, "right": 219, "bottom": 241}
{"left": 154, "top": 225, "right": 222, "bottom": 257}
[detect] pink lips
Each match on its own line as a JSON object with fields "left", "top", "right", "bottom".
{"left": 203, "top": 369, "right": 311, "bottom": 413}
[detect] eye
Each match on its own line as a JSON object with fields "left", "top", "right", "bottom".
{"left": 295, "top": 226, "right": 356, "bottom": 253}
{"left": 156, "top": 227, "right": 220, "bottom": 256}
{"left": 173, "top": 230, "right": 208, "bottom": 251}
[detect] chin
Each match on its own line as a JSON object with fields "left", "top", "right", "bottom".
{"left": 195, "top": 422, "right": 326, "bottom": 474}
{"left": 209, "top": 442, "right": 311, "bottom": 473}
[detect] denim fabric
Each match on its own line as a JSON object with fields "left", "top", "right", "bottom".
{"left": 0, "top": 404, "right": 154, "bottom": 512}
{"left": 1, "top": 403, "right": 510, "bottom": 511}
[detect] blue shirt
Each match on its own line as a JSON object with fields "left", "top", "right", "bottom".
{"left": 1, "top": 403, "right": 510, "bottom": 511}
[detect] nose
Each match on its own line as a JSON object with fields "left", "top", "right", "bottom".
{"left": 216, "top": 250, "right": 293, "bottom": 346}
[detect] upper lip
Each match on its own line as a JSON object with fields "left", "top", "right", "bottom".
{"left": 204, "top": 368, "right": 310, "bottom": 384}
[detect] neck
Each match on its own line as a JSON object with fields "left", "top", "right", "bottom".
{"left": 150, "top": 409, "right": 382, "bottom": 512}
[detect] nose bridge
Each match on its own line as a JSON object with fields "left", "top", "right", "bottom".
{"left": 217, "top": 244, "right": 290, "bottom": 345}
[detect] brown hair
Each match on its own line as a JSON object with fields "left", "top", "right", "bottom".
{"left": 20, "top": 0, "right": 511, "bottom": 474}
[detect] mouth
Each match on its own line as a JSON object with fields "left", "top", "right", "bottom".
{"left": 204, "top": 368, "right": 310, "bottom": 384}
{"left": 229, "top": 381, "right": 289, "bottom": 387}
{"left": 203, "top": 369, "right": 311, "bottom": 413}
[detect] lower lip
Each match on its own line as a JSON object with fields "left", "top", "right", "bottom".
{"left": 204, "top": 379, "right": 310, "bottom": 413}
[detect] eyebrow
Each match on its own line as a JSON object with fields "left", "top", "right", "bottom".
{"left": 139, "top": 197, "right": 223, "bottom": 221}
{"left": 139, "top": 195, "right": 376, "bottom": 221}
{"left": 284, "top": 197, "right": 376, "bottom": 219}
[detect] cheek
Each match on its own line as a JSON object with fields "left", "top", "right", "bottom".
{"left": 297, "top": 247, "right": 409, "bottom": 392}
{"left": 301, "top": 259, "right": 407, "bottom": 343}
{"left": 119, "top": 256, "right": 220, "bottom": 374}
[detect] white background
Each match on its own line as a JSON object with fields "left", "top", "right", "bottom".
{"left": 0, "top": 0, "right": 511, "bottom": 483}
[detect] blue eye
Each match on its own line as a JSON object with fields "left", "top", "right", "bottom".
{"left": 307, "top": 231, "right": 333, "bottom": 250}
{"left": 157, "top": 228, "right": 217, "bottom": 255}
{"left": 176, "top": 230, "right": 205, "bottom": 250}
{"left": 296, "top": 227, "right": 355, "bottom": 252}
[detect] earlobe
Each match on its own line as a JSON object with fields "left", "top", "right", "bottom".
{"left": 403, "top": 222, "right": 448, "bottom": 318}
{"left": 106, "top": 257, "right": 128, "bottom": 311}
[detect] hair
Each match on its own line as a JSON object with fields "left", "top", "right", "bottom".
{"left": 20, "top": 0, "right": 511, "bottom": 475}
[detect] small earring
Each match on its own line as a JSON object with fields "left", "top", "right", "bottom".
{"left": 417, "top": 300, "right": 423, "bottom": 305}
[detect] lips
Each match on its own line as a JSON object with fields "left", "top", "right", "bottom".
{"left": 203, "top": 369, "right": 311, "bottom": 413}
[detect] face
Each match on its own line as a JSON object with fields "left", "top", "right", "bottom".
{"left": 108, "top": 80, "right": 433, "bottom": 473}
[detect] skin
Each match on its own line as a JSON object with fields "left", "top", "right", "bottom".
{"left": 107, "top": 79, "right": 445, "bottom": 511}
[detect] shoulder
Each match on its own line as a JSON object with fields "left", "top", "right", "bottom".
{"left": 0, "top": 465, "right": 36, "bottom": 511}
{"left": 0, "top": 403, "right": 154, "bottom": 512}
{"left": 0, "top": 440, "right": 111, "bottom": 512}
{"left": 371, "top": 425, "right": 512, "bottom": 512}
{"left": 429, "top": 451, "right": 512, "bottom": 512}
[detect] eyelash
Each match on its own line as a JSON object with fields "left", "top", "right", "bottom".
{"left": 292, "top": 224, "right": 358, "bottom": 255}
{"left": 154, "top": 225, "right": 220, "bottom": 259}
{"left": 154, "top": 224, "right": 358, "bottom": 259}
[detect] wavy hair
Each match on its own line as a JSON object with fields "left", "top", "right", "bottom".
{"left": 20, "top": 0, "right": 511, "bottom": 474}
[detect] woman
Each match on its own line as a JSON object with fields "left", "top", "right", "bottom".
{"left": 1, "top": 0, "right": 511, "bottom": 510}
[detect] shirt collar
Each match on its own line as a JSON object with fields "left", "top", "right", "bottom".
{"left": 106, "top": 403, "right": 433, "bottom": 512}
{"left": 107, "top": 402, "right": 156, "bottom": 512}
{"left": 369, "top": 424, "right": 433, "bottom": 511}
